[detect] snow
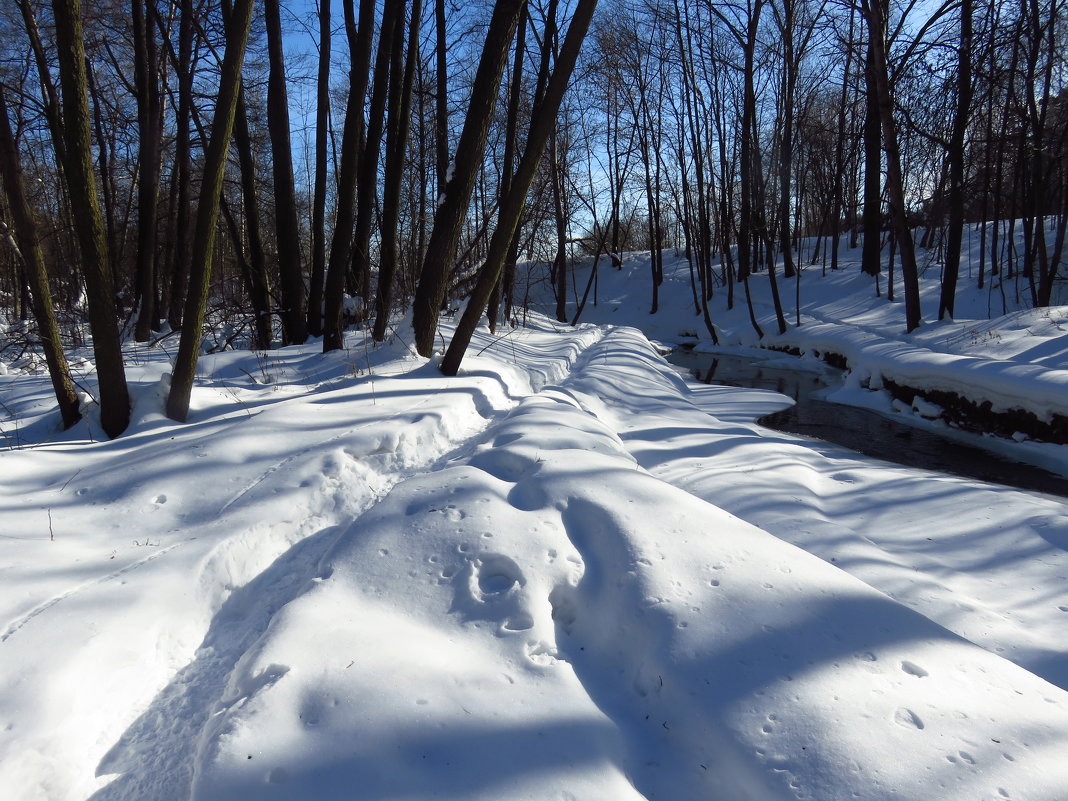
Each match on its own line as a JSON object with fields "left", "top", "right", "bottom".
{"left": 3, "top": 234, "right": 1068, "bottom": 801}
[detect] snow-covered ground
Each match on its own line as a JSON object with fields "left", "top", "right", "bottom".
{"left": 3, "top": 234, "right": 1068, "bottom": 801}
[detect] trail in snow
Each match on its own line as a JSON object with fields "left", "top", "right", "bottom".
{"left": 75, "top": 327, "right": 606, "bottom": 801}
{"left": 1, "top": 541, "right": 187, "bottom": 644}
{"left": 177, "top": 329, "right": 1068, "bottom": 801}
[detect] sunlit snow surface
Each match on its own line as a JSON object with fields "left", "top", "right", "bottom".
{"left": 2, "top": 244, "right": 1068, "bottom": 801}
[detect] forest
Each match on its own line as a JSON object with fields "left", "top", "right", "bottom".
{"left": 0, "top": 0, "right": 1064, "bottom": 439}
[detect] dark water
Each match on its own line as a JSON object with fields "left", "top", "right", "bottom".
{"left": 668, "top": 348, "right": 1068, "bottom": 498}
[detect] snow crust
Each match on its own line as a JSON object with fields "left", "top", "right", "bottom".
{"left": 3, "top": 238, "right": 1068, "bottom": 801}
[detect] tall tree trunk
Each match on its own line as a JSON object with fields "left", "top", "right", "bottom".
{"left": 233, "top": 88, "right": 275, "bottom": 350}
{"left": 435, "top": 0, "right": 449, "bottom": 199}
{"left": 132, "top": 0, "right": 163, "bottom": 341}
{"left": 737, "top": 1, "right": 763, "bottom": 287}
{"left": 265, "top": 0, "right": 308, "bottom": 344}
{"left": 51, "top": 0, "right": 130, "bottom": 438}
{"left": 863, "top": 0, "right": 921, "bottom": 331}
{"left": 777, "top": 0, "right": 797, "bottom": 281}
{"left": 490, "top": 4, "right": 527, "bottom": 329}
{"left": 0, "top": 83, "right": 80, "bottom": 428}
{"left": 18, "top": 0, "right": 66, "bottom": 173}
{"left": 308, "top": 0, "right": 331, "bottom": 337}
{"left": 441, "top": 0, "right": 598, "bottom": 375}
{"left": 166, "top": 0, "right": 255, "bottom": 421}
{"left": 412, "top": 0, "right": 525, "bottom": 357}
{"left": 352, "top": 0, "right": 403, "bottom": 311}
{"left": 374, "top": 0, "right": 423, "bottom": 341}
{"left": 830, "top": 6, "right": 856, "bottom": 272}
{"left": 167, "top": 0, "right": 194, "bottom": 330}
{"left": 861, "top": 35, "right": 882, "bottom": 280}
{"left": 551, "top": 128, "right": 570, "bottom": 322}
{"left": 322, "top": 0, "right": 376, "bottom": 353}
{"left": 85, "top": 61, "right": 121, "bottom": 307}
{"left": 938, "top": 0, "right": 972, "bottom": 319}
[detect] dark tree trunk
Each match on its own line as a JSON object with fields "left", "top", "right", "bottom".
{"left": 412, "top": 0, "right": 525, "bottom": 357}
{"left": 85, "top": 61, "right": 121, "bottom": 307}
{"left": 18, "top": 0, "right": 66, "bottom": 173}
{"left": 132, "top": 0, "right": 163, "bottom": 341}
{"left": 435, "top": 0, "right": 449, "bottom": 199}
{"left": 733, "top": 0, "right": 763, "bottom": 293}
{"left": 167, "top": 0, "right": 255, "bottom": 421}
{"left": 551, "top": 128, "right": 570, "bottom": 322}
{"left": 322, "top": 0, "right": 376, "bottom": 353}
{"left": 352, "top": 0, "right": 403, "bottom": 311}
{"left": 863, "top": 0, "right": 921, "bottom": 331}
{"left": 374, "top": 0, "right": 423, "bottom": 341}
{"left": 51, "top": 0, "right": 130, "bottom": 438}
{"left": 939, "top": 0, "right": 972, "bottom": 319}
{"left": 0, "top": 83, "right": 81, "bottom": 428}
{"left": 308, "top": 0, "right": 331, "bottom": 337}
{"left": 441, "top": 0, "right": 598, "bottom": 375}
{"left": 777, "top": 0, "right": 797, "bottom": 281}
{"left": 490, "top": 4, "right": 527, "bottom": 329}
{"left": 232, "top": 89, "right": 275, "bottom": 350}
{"left": 265, "top": 0, "right": 308, "bottom": 344}
{"left": 167, "top": 0, "right": 194, "bottom": 330}
{"left": 861, "top": 35, "right": 882, "bottom": 280}
{"left": 831, "top": 6, "right": 856, "bottom": 272}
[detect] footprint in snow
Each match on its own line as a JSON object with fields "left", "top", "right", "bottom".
{"left": 900, "top": 660, "right": 929, "bottom": 678}
{"left": 472, "top": 553, "right": 525, "bottom": 600}
{"left": 894, "top": 707, "right": 925, "bottom": 730}
{"left": 452, "top": 553, "right": 535, "bottom": 635}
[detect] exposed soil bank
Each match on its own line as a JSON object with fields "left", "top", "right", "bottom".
{"left": 671, "top": 347, "right": 1068, "bottom": 498}
{"left": 777, "top": 345, "right": 1068, "bottom": 445}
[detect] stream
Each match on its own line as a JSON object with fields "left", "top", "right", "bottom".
{"left": 667, "top": 348, "right": 1068, "bottom": 498}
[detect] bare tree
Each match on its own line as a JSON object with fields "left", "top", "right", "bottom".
{"left": 131, "top": 0, "right": 163, "bottom": 341}
{"left": 861, "top": 0, "right": 921, "bottom": 331}
{"left": 322, "top": 0, "right": 376, "bottom": 353}
{"left": 167, "top": 0, "right": 256, "bottom": 421}
{"left": 264, "top": 0, "right": 308, "bottom": 344}
{"left": 0, "top": 82, "right": 80, "bottom": 428}
{"left": 51, "top": 0, "right": 130, "bottom": 438}
{"left": 938, "top": 0, "right": 973, "bottom": 319}
{"left": 441, "top": 0, "right": 599, "bottom": 375}
{"left": 374, "top": 0, "right": 424, "bottom": 341}
{"left": 307, "top": 0, "right": 331, "bottom": 338}
{"left": 412, "top": 0, "right": 526, "bottom": 357}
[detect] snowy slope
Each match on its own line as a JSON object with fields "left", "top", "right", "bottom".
{"left": 2, "top": 231, "right": 1068, "bottom": 800}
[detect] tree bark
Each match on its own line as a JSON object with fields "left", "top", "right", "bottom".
{"left": 132, "top": 0, "right": 163, "bottom": 341}
{"left": 0, "top": 83, "right": 81, "bottom": 428}
{"left": 265, "top": 0, "right": 308, "bottom": 344}
{"left": 492, "top": 3, "right": 527, "bottom": 328}
{"left": 863, "top": 0, "right": 921, "bottom": 331}
{"left": 938, "top": 0, "right": 972, "bottom": 319}
{"left": 51, "top": 0, "right": 130, "bottom": 438}
{"left": 232, "top": 88, "right": 275, "bottom": 350}
{"left": 352, "top": 0, "right": 403, "bottom": 311}
{"left": 440, "top": 0, "right": 598, "bottom": 375}
{"left": 861, "top": 34, "right": 882, "bottom": 280}
{"left": 322, "top": 0, "right": 376, "bottom": 353}
{"left": 167, "top": 0, "right": 194, "bottom": 330}
{"left": 412, "top": 0, "right": 525, "bottom": 357}
{"left": 435, "top": 0, "right": 449, "bottom": 199}
{"left": 166, "top": 0, "right": 256, "bottom": 421}
{"left": 374, "top": 0, "right": 423, "bottom": 341}
{"left": 308, "top": 0, "right": 331, "bottom": 337}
